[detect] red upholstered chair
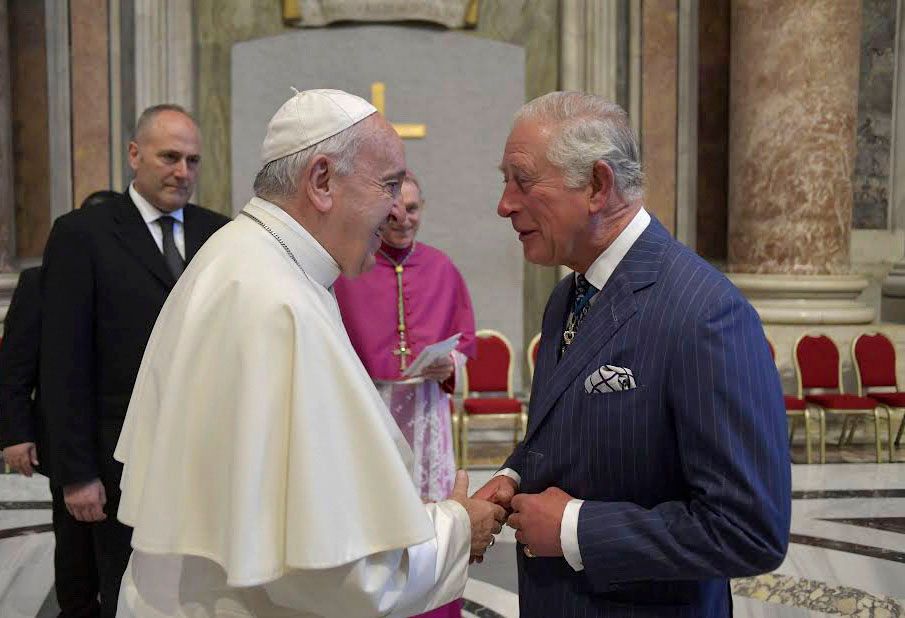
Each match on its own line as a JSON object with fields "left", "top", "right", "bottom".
{"left": 460, "top": 329, "right": 527, "bottom": 469}
{"left": 852, "top": 332, "right": 903, "bottom": 457}
{"left": 766, "top": 336, "right": 817, "bottom": 464}
{"left": 794, "top": 334, "right": 890, "bottom": 463}
{"left": 526, "top": 332, "right": 542, "bottom": 383}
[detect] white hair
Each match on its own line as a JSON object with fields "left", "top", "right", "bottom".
{"left": 253, "top": 115, "right": 374, "bottom": 201}
{"left": 515, "top": 91, "right": 643, "bottom": 198}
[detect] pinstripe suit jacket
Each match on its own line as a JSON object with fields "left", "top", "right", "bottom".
{"left": 505, "top": 218, "right": 791, "bottom": 617}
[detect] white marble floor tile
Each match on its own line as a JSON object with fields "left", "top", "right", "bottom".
{"left": 791, "top": 463, "right": 905, "bottom": 491}
{"left": 777, "top": 542, "right": 905, "bottom": 600}
{"left": 791, "top": 499, "right": 905, "bottom": 550}
{"left": 0, "top": 532, "right": 54, "bottom": 618}
{"left": 464, "top": 578, "right": 519, "bottom": 618}
{"left": 0, "top": 461, "right": 902, "bottom": 617}
{"left": 0, "top": 510, "right": 52, "bottom": 530}
{"left": 0, "top": 475, "right": 51, "bottom": 502}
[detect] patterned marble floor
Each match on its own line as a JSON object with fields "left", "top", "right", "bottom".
{"left": 1, "top": 464, "right": 903, "bottom": 617}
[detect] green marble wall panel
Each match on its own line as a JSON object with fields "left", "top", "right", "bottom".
{"left": 196, "top": 0, "right": 288, "bottom": 214}
{"left": 853, "top": 0, "right": 895, "bottom": 229}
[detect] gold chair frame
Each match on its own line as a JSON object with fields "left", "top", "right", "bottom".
{"left": 766, "top": 335, "right": 816, "bottom": 464}
{"left": 449, "top": 399, "right": 461, "bottom": 468}
{"left": 526, "top": 332, "right": 542, "bottom": 383}
{"left": 793, "top": 333, "right": 890, "bottom": 464}
{"left": 850, "top": 332, "right": 899, "bottom": 462}
{"left": 459, "top": 329, "right": 527, "bottom": 469}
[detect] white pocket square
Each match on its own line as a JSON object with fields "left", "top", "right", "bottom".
{"left": 585, "top": 365, "right": 637, "bottom": 394}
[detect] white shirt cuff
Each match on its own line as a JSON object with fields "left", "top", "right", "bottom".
{"left": 561, "top": 499, "right": 585, "bottom": 571}
{"left": 492, "top": 468, "right": 521, "bottom": 486}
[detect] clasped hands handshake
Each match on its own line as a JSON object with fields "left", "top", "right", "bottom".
{"left": 57, "top": 467, "right": 576, "bottom": 556}
{"left": 450, "top": 471, "right": 573, "bottom": 563}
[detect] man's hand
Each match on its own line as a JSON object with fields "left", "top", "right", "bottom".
{"left": 420, "top": 353, "right": 455, "bottom": 382}
{"left": 64, "top": 479, "right": 107, "bottom": 522}
{"left": 472, "top": 474, "right": 518, "bottom": 511}
{"left": 450, "top": 470, "right": 506, "bottom": 559}
{"left": 507, "top": 487, "right": 573, "bottom": 557}
{"left": 2, "top": 442, "right": 38, "bottom": 477}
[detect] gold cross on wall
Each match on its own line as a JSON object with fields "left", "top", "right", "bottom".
{"left": 370, "top": 82, "right": 427, "bottom": 139}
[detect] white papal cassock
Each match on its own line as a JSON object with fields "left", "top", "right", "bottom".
{"left": 114, "top": 197, "right": 471, "bottom": 617}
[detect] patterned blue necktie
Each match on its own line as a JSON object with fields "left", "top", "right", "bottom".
{"left": 561, "top": 273, "right": 599, "bottom": 357}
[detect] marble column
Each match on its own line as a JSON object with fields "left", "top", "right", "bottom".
{"left": 558, "top": 0, "right": 621, "bottom": 281}
{"left": 45, "top": 0, "right": 72, "bottom": 224}
{"left": 696, "top": 0, "right": 730, "bottom": 263}
{"left": 0, "top": 0, "right": 16, "bottom": 326}
{"left": 560, "top": 0, "right": 619, "bottom": 100}
{"left": 675, "top": 0, "right": 698, "bottom": 249}
{"left": 134, "top": 0, "right": 195, "bottom": 113}
{"left": 727, "top": 0, "right": 873, "bottom": 324}
{"left": 641, "top": 0, "right": 678, "bottom": 235}
{"left": 0, "top": 0, "right": 15, "bottom": 271}
{"left": 10, "top": 0, "right": 52, "bottom": 259}
{"left": 70, "top": 0, "right": 110, "bottom": 209}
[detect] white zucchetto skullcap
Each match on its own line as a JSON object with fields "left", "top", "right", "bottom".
{"left": 260, "top": 88, "right": 378, "bottom": 166}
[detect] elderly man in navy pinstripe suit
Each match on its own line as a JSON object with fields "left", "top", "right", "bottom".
{"left": 474, "top": 92, "right": 791, "bottom": 617}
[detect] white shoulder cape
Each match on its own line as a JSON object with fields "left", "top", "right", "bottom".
{"left": 115, "top": 201, "right": 436, "bottom": 587}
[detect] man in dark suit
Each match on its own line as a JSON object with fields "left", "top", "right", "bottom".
{"left": 0, "top": 268, "right": 103, "bottom": 618}
{"left": 0, "top": 193, "right": 119, "bottom": 618}
{"left": 475, "top": 92, "right": 791, "bottom": 616}
{"left": 41, "top": 104, "right": 230, "bottom": 617}
{"left": 1, "top": 268, "right": 44, "bottom": 479}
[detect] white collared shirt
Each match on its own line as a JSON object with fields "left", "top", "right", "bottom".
{"left": 582, "top": 207, "right": 651, "bottom": 293}
{"left": 129, "top": 183, "right": 186, "bottom": 259}
{"left": 496, "top": 207, "right": 651, "bottom": 572}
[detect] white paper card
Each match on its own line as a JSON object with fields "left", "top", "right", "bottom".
{"left": 402, "top": 333, "right": 462, "bottom": 378}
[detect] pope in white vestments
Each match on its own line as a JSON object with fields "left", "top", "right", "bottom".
{"left": 113, "top": 89, "right": 505, "bottom": 617}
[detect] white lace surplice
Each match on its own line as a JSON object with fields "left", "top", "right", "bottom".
{"left": 377, "top": 380, "right": 456, "bottom": 502}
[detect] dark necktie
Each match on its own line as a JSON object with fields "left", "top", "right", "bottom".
{"left": 560, "top": 273, "right": 599, "bottom": 357}
{"left": 158, "top": 216, "right": 185, "bottom": 279}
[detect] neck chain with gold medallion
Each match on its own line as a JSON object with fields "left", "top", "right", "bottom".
{"left": 378, "top": 242, "right": 417, "bottom": 372}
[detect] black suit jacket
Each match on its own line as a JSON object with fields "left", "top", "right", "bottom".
{"left": 0, "top": 268, "right": 48, "bottom": 475}
{"left": 40, "top": 192, "right": 230, "bottom": 487}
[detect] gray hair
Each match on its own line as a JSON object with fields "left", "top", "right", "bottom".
{"left": 515, "top": 91, "right": 643, "bottom": 198}
{"left": 133, "top": 104, "right": 195, "bottom": 141}
{"left": 253, "top": 115, "right": 374, "bottom": 201}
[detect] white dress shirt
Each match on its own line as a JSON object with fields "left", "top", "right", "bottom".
{"left": 496, "top": 207, "right": 651, "bottom": 571}
{"left": 128, "top": 183, "right": 186, "bottom": 259}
